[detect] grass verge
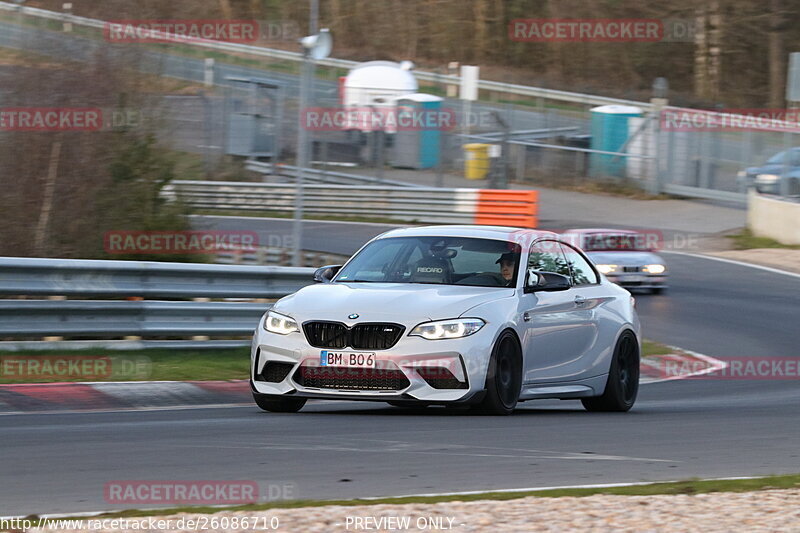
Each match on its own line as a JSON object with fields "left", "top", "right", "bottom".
{"left": 726, "top": 228, "right": 800, "bottom": 250}
{"left": 0, "top": 348, "right": 250, "bottom": 384}
{"left": 39, "top": 474, "right": 800, "bottom": 520}
{"left": 0, "top": 340, "right": 677, "bottom": 385}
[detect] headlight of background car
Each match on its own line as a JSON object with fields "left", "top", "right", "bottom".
{"left": 595, "top": 264, "right": 618, "bottom": 274}
{"left": 263, "top": 310, "right": 299, "bottom": 335}
{"left": 643, "top": 264, "right": 666, "bottom": 274}
{"left": 409, "top": 318, "right": 485, "bottom": 340}
{"left": 756, "top": 174, "right": 779, "bottom": 183}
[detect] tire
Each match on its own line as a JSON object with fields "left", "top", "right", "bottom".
{"left": 582, "top": 331, "right": 639, "bottom": 412}
{"left": 475, "top": 330, "right": 522, "bottom": 415}
{"left": 253, "top": 394, "right": 306, "bottom": 413}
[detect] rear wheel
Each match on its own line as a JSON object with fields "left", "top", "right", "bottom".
{"left": 253, "top": 394, "right": 306, "bottom": 413}
{"left": 475, "top": 331, "right": 522, "bottom": 415}
{"left": 582, "top": 331, "right": 639, "bottom": 412}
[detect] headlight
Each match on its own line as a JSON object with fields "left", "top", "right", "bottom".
{"left": 263, "top": 310, "right": 299, "bottom": 335}
{"left": 409, "top": 318, "right": 485, "bottom": 340}
{"left": 596, "top": 264, "right": 618, "bottom": 274}
{"left": 643, "top": 264, "right": 666, "bottom": 274}
{"left": 756, "top": 174, "right": 779, "bottom": 183}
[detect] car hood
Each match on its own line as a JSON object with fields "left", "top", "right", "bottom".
{"left": 273, "top": 282, "right": 515, "bottom": 324}
{"left": 750, "top": 164, "right": 795, "bottom": 176}
{"left": 587, "top": 251, "right": 664, "bottom": 266}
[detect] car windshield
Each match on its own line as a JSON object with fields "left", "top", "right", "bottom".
{"left": 766, "top": 151, "right": 787, "bottom": 164}
{"left": 334, "top": 236, "right": 521, "bottom": 287}
{"left": 582, "top": 233, "right": 654, "bottom": 252}
{"left": 766, "top": 149, "right": 800, "bottom": 166}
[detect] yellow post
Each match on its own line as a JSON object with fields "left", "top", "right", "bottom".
{"left": 464, "top": 143, "right": 490, "bottom": 180}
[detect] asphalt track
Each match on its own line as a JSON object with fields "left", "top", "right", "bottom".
{"left": 2, "top": 226, "right": 799, "bottom": 516}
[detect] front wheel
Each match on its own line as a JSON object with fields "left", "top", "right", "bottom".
{"left": 582, "top": 331, "right": 639, "bottom": 412}
{"left": 475, "top": 331, "right": 522, "bottom": 415}
{"left": 253, "top": 394, "right": 306, "bottom": 413}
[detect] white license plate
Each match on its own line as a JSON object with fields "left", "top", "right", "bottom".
{"left": 320, "top": 351, "right": 376, "bottom": 368}
{"left": 620, "top": 275, "right": 646, "bottom": 283}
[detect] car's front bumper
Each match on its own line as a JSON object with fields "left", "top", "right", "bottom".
{"left": 250, "top": 325, "right": 496, "bottom": 403}
{"left": 755, "top": 181, "right": 780, "bottom": 194}
{"left": 605, "top": 274, "right": 667, "bottom": 289}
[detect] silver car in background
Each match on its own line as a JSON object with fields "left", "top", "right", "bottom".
{"left": 562, "top": 229, "right": 668, "bottom": 294}
{"left": 251, "top": 226, "right": 641, "bottom": 415}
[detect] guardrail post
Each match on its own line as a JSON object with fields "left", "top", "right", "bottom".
{"left": 43, "top": 296, "right": 65, "bottom": 341}
{"left": 192, "top": 298, "right": 211, "bottom": 340}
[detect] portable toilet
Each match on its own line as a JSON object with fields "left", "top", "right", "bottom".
{"left": 391, "top": 93, "right": 443, "bottom": 169}
{"left": 589, "top": 105, "right": 643, "bottom": 177}
{"left": 343, "top": 61, "right": 418, "bottom": 133}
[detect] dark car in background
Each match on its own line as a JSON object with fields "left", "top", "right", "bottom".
{"left": 738, "top": 148, "right": 800, "bottom": 196}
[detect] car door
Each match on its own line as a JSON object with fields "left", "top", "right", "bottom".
{"left": 519, "top": 240, "right": 591, "bottom": 383}
{"left": 556, "top": 242, "right": 610, "bottom": 381}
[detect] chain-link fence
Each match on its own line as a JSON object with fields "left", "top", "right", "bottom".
{"left": 4, "top": 3, "right": 799, "bottom": 206}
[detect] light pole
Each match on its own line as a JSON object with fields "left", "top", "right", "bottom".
{"left": 291, "top": 25, "right": 331, "bottom": 266}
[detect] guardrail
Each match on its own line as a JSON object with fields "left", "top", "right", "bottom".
{"left": 164, "top": 180, "right": 539, "bottom": 227}
{"left": 245, "top": 160, "right": 422, "bottom": 188}
{"left": 0, "top": 256, "right": 314, "bottom": 298}
{"left": 0, "top": 257, "right": 317, "bottom": 340}
{"left": 0, "top": 1, "right": 651, "bottom": 109}
{"left": 0, "top": 300, "right": 270, "bottom": 337}
{"left": 662, "top": 184, "right": 747, "bottom": 206}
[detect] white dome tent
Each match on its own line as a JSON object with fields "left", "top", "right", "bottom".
{"left": 342, "top": 61, "right": 418, "bottom": 133}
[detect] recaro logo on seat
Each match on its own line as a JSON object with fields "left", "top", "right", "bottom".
{"left": 417, "top": 267, "right": 444, "bottom": 273}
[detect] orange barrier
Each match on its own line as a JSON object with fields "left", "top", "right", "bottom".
{"left": 474, "top": 189, "right": 538, "bottom": 228}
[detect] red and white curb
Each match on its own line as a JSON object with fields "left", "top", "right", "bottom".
{"left": 641, "top": 347, "right": 728, "bottom": 384}
{"left": 0, "top": 348, "right": 727, "bottom": 413}
{"left": 0, "top": 380, "right": 251, "bottom": 414}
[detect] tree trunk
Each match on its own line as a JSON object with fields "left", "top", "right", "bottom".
{"left": 218, "top": 0, "right": 233, "bottom": 19}
{"left": 694, "top": 2, "right": 722, "bottom": 102}
{"left": 768, "top": 0, "right": 786, "bottom": 108}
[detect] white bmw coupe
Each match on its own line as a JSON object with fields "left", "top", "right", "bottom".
{"left": 251, "top": 226, "right": 641, "bottom": 415}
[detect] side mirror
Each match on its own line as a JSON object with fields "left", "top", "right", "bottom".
{"left": 313, "top": 264, "right": 342, "bottom": 283}
{"left": 525, "top": 268, "right": 571, "bottom": 292}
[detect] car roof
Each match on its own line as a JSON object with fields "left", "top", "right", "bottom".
{"left": 563, "top": 228, "right": 639, "bottom": 235}
{"left": 375, "top": 225, "right": 559, "bottom": 243}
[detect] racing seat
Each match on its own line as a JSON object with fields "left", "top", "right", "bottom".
{"left": 409, "top": 256, "right": 453, "bottom": 284}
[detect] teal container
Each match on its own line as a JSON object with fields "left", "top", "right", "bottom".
{"left": 590, "top": 105, "right": 643, "bottom": 177}
{"left": 392, "top": 94, "right": 443, "bottom": 169}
